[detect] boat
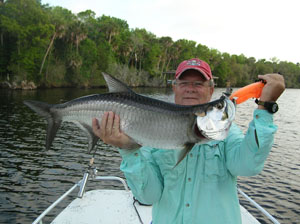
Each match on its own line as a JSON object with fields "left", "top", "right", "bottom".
{"left": 32, "top": 157, "right": 280, "bottom": 224}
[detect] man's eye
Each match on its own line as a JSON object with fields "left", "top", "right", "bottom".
{"left": 194, "top": 82, "right": 204, "bottom": 87}
{"left": 179, "top": 82, "right": 189, "bottom": 86}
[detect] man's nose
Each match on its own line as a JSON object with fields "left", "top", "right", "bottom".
{"left": 185, "top": 84, "right": 197, "bottom": 92}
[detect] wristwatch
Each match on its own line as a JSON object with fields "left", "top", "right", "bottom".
{"left": 255, "top": 99, "right": 279, "bottom": 114}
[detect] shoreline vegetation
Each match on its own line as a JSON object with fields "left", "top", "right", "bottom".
{"left": 1, "top": 0, "right": 300, "bottom": 90}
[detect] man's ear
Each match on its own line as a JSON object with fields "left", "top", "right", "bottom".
{"left": 210, "top": 86, "right": 214, "bottom": 96}
{"left": 172, "top": 84, "right": 176, "bottom": 92}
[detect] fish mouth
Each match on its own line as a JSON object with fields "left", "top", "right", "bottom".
{"left": 195, "top": 98, "right": 235, "bottom": 141}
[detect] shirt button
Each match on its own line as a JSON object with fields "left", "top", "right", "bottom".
{"left": 256, "top": 115, "right": 259, "bottom": 119}
{"left": 134, "top": 152, "right": 139, "bottom": 157}
{"left": 190, "top": 153, "right": 193, "bottom": 157}
{"left": 186, "top": 203, "right": 190, "bottom": 207}
{"left": 188, "top": 178, "right": 191, "bottom": 182}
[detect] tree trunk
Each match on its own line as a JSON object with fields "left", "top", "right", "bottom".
{"left": 166, "top": 57, "right": 172, "bottom": 71}
{"left": 156, "top": 55, "right": 161, "bottom": 71}
{"left": 76, "top": 37, "right": 79, "bottom": 55}
{"left": 39, "top": 32, "right": 56, "bottom": 77}
{"left": 45, "top": 45, "right": 52, "bottom": 81}
{"left": 0, "top": 32, "right": 3, "bottom": 46}
{"left": 108, "top": 32, "right": 112, "bottom": 44}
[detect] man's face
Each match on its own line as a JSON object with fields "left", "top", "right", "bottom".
{"left": 172, "top": 70, "right": 214, "bottom": 105}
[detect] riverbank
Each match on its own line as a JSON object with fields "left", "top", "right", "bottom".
{"left": 0, "top": 80, "right": 37, "bottom": 90}
{"left": 0, "top": 80, "right": 170, "bottom": 90}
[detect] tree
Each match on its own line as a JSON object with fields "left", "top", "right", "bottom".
{"left": 158, "top": 36, "right": 173, "bottom": 73}
{"left": 98, "top": 15, "right": 129, "bottom": 48}
{"left": 1, "top": 1, "right": 300, "bottom": 88}
{"left": 39, "top": 6, "right": 74, "bottom": 80}
{"left": 1, "top": 0, "right": 53, "bottom": 82}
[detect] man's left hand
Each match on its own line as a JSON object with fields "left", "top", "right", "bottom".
{"left": 258, "top": 73, "right": 285, "bottom": 102}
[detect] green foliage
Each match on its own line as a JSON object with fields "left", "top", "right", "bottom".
{"left": 1, "top": 0, "right": 299, "bottom": 88}
{"left": 1, "top": 0, "right": 53, "bottom": 82}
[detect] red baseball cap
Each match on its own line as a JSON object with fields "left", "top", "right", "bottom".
{"left": 175, "top": 58, "right": 212, "bottom": 80}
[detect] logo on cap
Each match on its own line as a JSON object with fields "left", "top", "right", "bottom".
{"left": 186, "top": 60, "right": 201, "bottom": 66}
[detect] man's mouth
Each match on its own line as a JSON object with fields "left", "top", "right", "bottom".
{"left": 183, "top": 97, "right": 198, "bottom": 100}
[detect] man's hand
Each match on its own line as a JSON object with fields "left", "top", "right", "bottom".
{"left": 258, "top": 73, "right": 285, "bottom": 102}
{"left": 92, "top": 111, "right": 140, "bottom": 150}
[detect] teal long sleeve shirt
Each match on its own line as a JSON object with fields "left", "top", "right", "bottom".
{"left": 119, "top": 109, "right": 277, "bottom": 224}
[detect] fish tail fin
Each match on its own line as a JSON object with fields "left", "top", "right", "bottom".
{"left": 174, "top": 143, "right": 195, "bottom": 167}
{"left": 24, "top": 100, "right": 61, "bottom": 150}
{"left": 24, "top": 100, "right": 52, "bottom": 118}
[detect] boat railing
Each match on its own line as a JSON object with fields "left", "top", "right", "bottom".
{"left": 32, "top": 172, "right": 128, "bottom": 224}
{"left": 238, "top": 188, "right": 280, "bottom": 224}
{"left": 32, "top": 171, "right": 280, "bottom": 224}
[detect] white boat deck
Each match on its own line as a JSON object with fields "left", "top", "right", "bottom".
{"left": 51, "top": 189, "right": 260, "bottom": 224}
{"left": 32, "top": 173, "right": 279, "bottom": 224}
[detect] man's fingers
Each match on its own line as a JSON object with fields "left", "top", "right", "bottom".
{"left": 112, "top": 114, "right": 121, "bottom": 135}
{"left": 106, "top": 111, "right": 115, "bottom": 135}
{"left": 258, "top": 73, "right": 285, "bottom": 101}
{"left": 92, "top": 112, "right": 139, "bottom": 150}
{"left": 92, "top": 118, "right": 99, "bottom": 131}
{"left": 100, "top": 112, "right": 109, "bottom": 137}
{"left": 258, "top": 73, "right": 284, "bottom": 83}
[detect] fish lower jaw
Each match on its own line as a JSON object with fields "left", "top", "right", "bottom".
{"left": 200, "top": 128, "right": 230, "bottom": 141}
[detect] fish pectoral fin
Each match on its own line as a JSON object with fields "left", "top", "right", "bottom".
{"left": 79, "top": 123, "right": 99, "bottom": 153}
{"left": 174, "top": 143, "right": 195, "bottom": 167}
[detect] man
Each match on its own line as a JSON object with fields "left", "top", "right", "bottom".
{"left": 92, "top": 58, "right": 285, "bottom": 224}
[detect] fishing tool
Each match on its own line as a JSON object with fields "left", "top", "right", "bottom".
{"left": 230, "top": 80, "right": 265, "bottom": 104}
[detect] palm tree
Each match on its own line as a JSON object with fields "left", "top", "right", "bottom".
{"left": 39, "top": 7, "right": 74, "bottom": 79}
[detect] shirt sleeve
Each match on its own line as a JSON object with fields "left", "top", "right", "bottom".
{"left": 225, "top": 109, "right": 278, "bottom": 176}
{"left": 118, "top": 146, "right": 163, "bottom": 204}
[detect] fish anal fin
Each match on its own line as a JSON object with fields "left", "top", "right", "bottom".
{"left": 174, "top": 143, "right": 195, "bottom": 167}
{"left": 79, "top": 123, "right": 99, "bottom": 153}
{"left": 46, "top": 118, "right": 62, "bottom": 150}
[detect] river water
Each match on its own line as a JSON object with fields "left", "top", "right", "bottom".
{"left": 0, "top": 87, "right": 299, "bottom": 224}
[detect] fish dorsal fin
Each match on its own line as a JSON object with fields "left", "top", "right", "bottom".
{"left": 102, "top": 72, "right": 133, "bottom": 93}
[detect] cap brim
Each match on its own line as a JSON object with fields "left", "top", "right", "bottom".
{"left": 177, "top": 67, "right": 210, "bottom": 80}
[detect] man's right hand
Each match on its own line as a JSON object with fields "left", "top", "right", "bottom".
{"left": 92, "top": 111, "right": 140, "bottom": 150}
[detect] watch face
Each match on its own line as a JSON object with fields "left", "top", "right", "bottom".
{"left": 265, "top": 102, "right": 278, "bottom": 113}
{"left": 272, "top": 103, "right": 279, "bottom": 113}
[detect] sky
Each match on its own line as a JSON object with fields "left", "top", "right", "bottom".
{"left": 41, "top": 0, "right": 300, "bottom": 64}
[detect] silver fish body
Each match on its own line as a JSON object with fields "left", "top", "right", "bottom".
{"left": 24, "top": 73, "right": 235, "bottom": 157}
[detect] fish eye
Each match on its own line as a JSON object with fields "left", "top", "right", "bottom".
{"left": 216, "top": 102, "right": 224, "bottom": 110}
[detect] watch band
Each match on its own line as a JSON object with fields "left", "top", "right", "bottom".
{"left": 255, "top": 99, "right": 278, "bottom": 114}
{"left": 255, "top": 99, "right": 265, "bottom": 106}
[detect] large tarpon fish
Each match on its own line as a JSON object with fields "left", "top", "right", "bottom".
{"left": 24, "top": 73, "right": 235, "bottom": 161}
